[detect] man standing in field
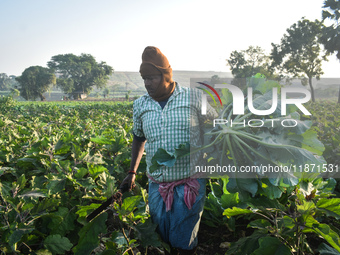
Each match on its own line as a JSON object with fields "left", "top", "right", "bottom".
{"left": 121, "top": 46, "right": 214, "bottom": 255}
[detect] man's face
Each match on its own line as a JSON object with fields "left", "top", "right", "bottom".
{"left": 142, "top": 75, "right": 162, "bottom": 97}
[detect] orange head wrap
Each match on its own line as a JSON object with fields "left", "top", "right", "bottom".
{"left": 139, "top": 46, "right": 175, "bottom": 101}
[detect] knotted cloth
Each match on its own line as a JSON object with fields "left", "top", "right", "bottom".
{"left": 148, "top": 175, "right": 200, "bottom": 212}
{"left": 139, "top": 46, "right": 175, "bottom": 101}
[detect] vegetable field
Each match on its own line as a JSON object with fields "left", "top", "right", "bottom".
{"left": 1, "top": 95, "right": 340, "bottom": 255}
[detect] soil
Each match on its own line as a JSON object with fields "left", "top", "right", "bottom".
{"left": 196, "top": 223, "right": 230, "bottom": 255}
{"left": 143, "top": 222, "right": 232, "bottom": 255}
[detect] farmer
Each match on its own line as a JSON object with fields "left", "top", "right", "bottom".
{"left": 120, "top": 46, "right": 215, "bottom": 255}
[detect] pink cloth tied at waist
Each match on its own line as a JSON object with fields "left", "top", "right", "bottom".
{"left": 148, "top": 175, "right": 200, "bottom": 212}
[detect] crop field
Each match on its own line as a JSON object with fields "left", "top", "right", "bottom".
{"left": 1, "top": 95, "right": 340, "bottom": 255}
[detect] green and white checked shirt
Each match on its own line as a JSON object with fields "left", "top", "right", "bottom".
{"left": 133, "top": 83, "right": 216, "bottom": 182}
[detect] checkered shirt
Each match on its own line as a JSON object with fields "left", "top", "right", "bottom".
{"left": 133, "top": 83, "right": 215, "bottom": 182}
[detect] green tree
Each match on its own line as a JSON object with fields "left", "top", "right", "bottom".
{"left": 226, "top": 46, "right": 276, "bottom": 87}
{"left": 102, "top": 87, "right": 110, "bottom": 98}
{"left": 125, "top": 90, "right": 132, "bottom": 100}
{"left": 15, "top": 66, "right": 56, "bottom": 101}
{"left": 321, "top": 0, "right": 340, "bottom": 103}
{"left": 9, "top": 75, "right": 19, "bottom": 89}
{"left": 47, "top": 53, "right": 113, "bottom": 100}
{"left": 10, "top": 89, "right": 20, "bottom": 98}
{"left": 0, "top": 73, "right": 11, "bottom": 91}
{"left": 271, "top": 17, "right": 327, "bottom": 102}
{"left": 211, "top": 75, "right": 220, "bottom": 85}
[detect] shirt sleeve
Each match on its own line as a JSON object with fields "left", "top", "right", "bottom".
{"left": 133, "top": 98, "right": 146, "bottom": 138}
{"left": 133, "top": 132, "right": 146, "bottom": 142}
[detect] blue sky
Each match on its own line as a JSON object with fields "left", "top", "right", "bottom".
{"left": 1, "top": 0, "right": 339, "bottom": 77}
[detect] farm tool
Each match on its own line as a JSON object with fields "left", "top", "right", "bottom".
{"left": 86, "top": 184, "right": 129, "bottom": 222}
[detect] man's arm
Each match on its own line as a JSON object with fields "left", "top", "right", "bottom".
{"left": 120, "top": 137, "right": 146, "bottom": 191}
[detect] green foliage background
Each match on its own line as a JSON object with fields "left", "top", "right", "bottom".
{"left": 0, "top": 97, "right": 340, "bottom": 254}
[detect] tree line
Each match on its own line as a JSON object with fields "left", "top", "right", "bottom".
{"left": 2, "top": 0, "right": 339, "bottom": 102}
{"left": 226, "top": 0, "right": 340, "bottom": 103}
{"left": 1, "top": 53, "right": 113, "bottom": 101}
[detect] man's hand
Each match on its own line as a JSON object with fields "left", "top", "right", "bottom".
{"left": 119, "top": 173, "right": 136, "bottom": 191}
{"left": 120, "top": 137, "right": 145, "bottom": 192}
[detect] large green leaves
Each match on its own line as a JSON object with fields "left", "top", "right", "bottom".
{"left": 0, "top": 101, "right": 136, "bottom": 254}
{"left": 44, "top": 234, "right": 73, "bottom": 255}
{"left": 149, "top": 142, "right": 190, "bottom": 173}
{"left": 252, "top": 236, "right": 291, "bottom": 255}
{"left": 223, "top": 207, "right": 253, "bottom": 217}
{"left": 72, "top": 213, "right": 108, "bottom": 255}
{"left": 134, "top": 218, "right": 161, "bottom": 247}
{"left": 304, "top": 218, "right": 340, "bottom": 252}
{"left": 202, "top": 77, "right": 327, "bottom": 196}
{"left": 317, "top": 198, "right": 340, "bottom": 219}
{"left": 318, "top": 243, "right": 340, "bottom": 255}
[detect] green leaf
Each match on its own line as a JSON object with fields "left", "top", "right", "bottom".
{"left": 54, "top": 140, "right": 71, "bottom": 154}
{"left": 223, "top": 207, "right": 253, "bottom": 217}
{"left": 58, "top": 160, "right": 71, "bottom": 172}
{"left": 41, "top": 214, "right": 63, "bottom": 234}
{"left": 227, "top": 178, "right": 258, "bottom": 197}
{"left": 254, "top": 80, "right": 281, "bottom": 95}
{"left": 149, "top": 143, "right": 190, "bottom": 173}
{"left": 256, "top": 129, "right": 327, "bottom": 171}
{"left": 220, "top": 192, "right": 239, "bottom": 209}
{"left": 97, "top": 171, "right": 116, "bottom": 197}
{"left": 301, "top": 130, "right": 325, "bottom": 155}
{"left": 88, "top": 165, "right": 107, "bottom": 179}
{"left": 227, "top": 230, "right": 266, "bottom": 255}
{"left": 317, "top": 198, "right": 340, "bottom": 219}
{"left": 134, "top": 218, "right": 161, "bottom": 247}
{"left": 90, "top": 136, "right": 112, "bottom": 145}
{"left": 318, "top": 243, "right": 340, "bottom": 255}
{"left": 154, "top": 149, "right": 176, "bottom": 166}
{"left": 252, "top": 236, "right": 291, "bottom": 255}
{"left": 312, "top": 223, "right": 340, "bottom": 252}
{"left": 220, "top": 87, "right": 233, "bottom": 105}
{"left": 281, "top": 216, "right": 295, "bottom": 229}
{"left": 121, "top": 196, "right": 142, "bottom": 212}
{"left": 174, "top": 142, "right": 190, "bottom": 158}
{"left": 248, "top": 219, "right": 271, "bottom": 230}
{"left": 74, "top": 167, "right": 88, "bottom": 179}
{"left": 73, "top": 213, "right": 107, "bottom": 255}
{"left": 313, "top": 178, "right": 336, "bottom": 194}
{"left": 17, "top": 174, "right": 27, "bottom": 189}
{"left": 52, "top": 207, "right": 76, "bottom": 235}
{"left": 32, "top": 197, "right": 60, "bottom": 214}
{"left": 35, "top": 249, "right": 53, "bottom": 255}
{"left": 76, "top": 203, "right": 101, "bottom": 218}
{"left": 113, "top": 232, "right": 128, "bottom": 248}
{"left": 297, "top": 200, "right": 316, "bottom": 215}
{"left": 46, "top": 178, "right": 66, "bottom": 195}
{"left": 17, "top": 157, "right": 38, "bottom": 170}
{"left": 203, "top": 193, "right": 224, "bottom": 226}
{"left": 44, "top": 234, "right": 73, "bottom": 255}
{"left": 248, "top": 197, "right": 285, "bottom": 212}
{"left": 149, "top": 148, "right": 176, "bottom": 173}
{"left": 9, "top": 228, "right": 34, "bottom": 251}
{"left": 261, "top": 179, "right": 283, "bottom": 199}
